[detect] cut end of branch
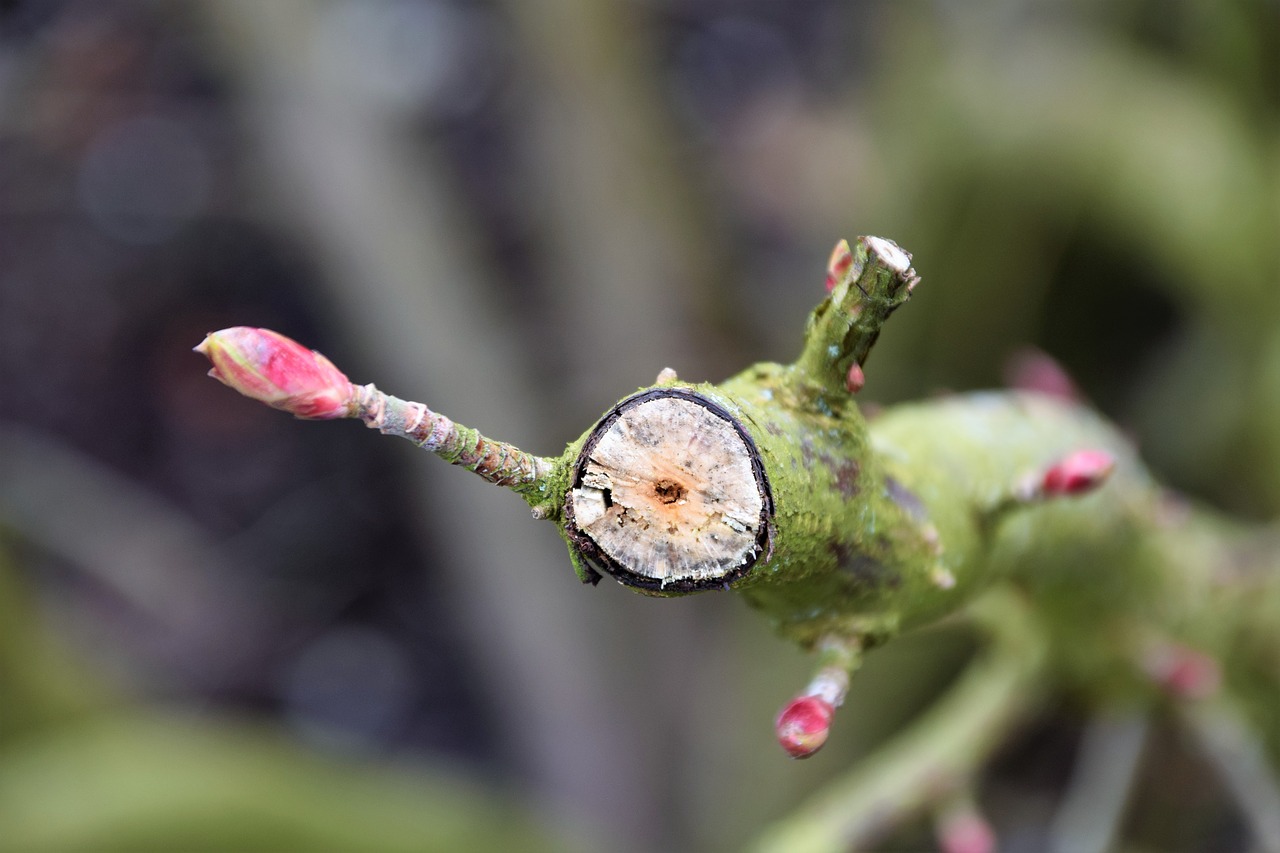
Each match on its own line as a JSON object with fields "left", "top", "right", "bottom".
{"left": 865, "top": 235, "right": 912, "bottom": 275}
{"left": 564, "top": 389, "right": 772, "bottom": 593}
{"left": 798, "top": 236, "right": 920, "bottom": 396}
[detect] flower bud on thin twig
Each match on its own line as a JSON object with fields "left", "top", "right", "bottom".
{"left": 195, "top": 327, "right": 356, "bottom": 420}
{"left": 1142, "top": 641, "right": 1222, "bottom": 700}
{"left": 776, "top": 695, "right": 835, "bottom": 758}
{"left": 1003, "top": 346, "right": 1081, "bottom": 402}
{"left": 936, "top": 807, "right": 997, "bottom": 853}
{"left": 825, "top": 239, "right": 853, "bottom": 292}
{"left": 846, "top": 362, "right": 866, "bottom": 394}
{"left": 1041, "top": 449, "right": 1115, "bottom": 497}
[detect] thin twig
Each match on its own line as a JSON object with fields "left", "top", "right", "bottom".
{"left": 751, "top": 589, "right": 1048, "bottom": 853}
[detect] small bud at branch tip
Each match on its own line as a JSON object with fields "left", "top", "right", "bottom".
{"left": 1004, "top": 347, "right": 1081, "bottom": 402}
{"left": 1041, "top": 449, "right": 1115, "bottom": 497}
{"left": 846, "top": 362, "right": 866, "bottom": 394}
{"left": 196, "top": 327, "right": 356, "bottom": 420}
{"left": 825, "top": 239, "right": 853, "bottom": 292}
{"left": 936, "top": 810, "right": 997, "bottom": 853}
{"left": 776, "top": 695, "right": 834, "bottom": 759}
{"left": 1142, "top": 642, "right": 1222, "bottom": 700}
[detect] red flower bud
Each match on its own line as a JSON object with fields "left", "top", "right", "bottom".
{"left": 1004, "top": 346, "right": 1080, "bottom": 402}
{"left": 1143, "top": 642, "right": 1222, "bottom": 700}
{"left": 195, "top": 327, "right": 355, "bottom": 419}
{"left": 775, "top": 695, "right": 834, "bottom": 759}
{"left": 846, "top": 362, "right": 866, "bottom": 394}
{"left": 937, "top": 811, "right": 996, "bottom": 853}
{"left": 1041, "top": 449, "right": 1115, "bottom": 497}
{"left": 825, "top": 239, "right": 853, "bottom": 291}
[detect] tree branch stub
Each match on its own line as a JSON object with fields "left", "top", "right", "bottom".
{"left": 796, "top": 236, "right": 920, "bottom": 397}
{"left": 563, "top": 388, "right": 773, "bottom": 593}
{"left": 196, "top": 235, "right": 1280, "bottom": 793}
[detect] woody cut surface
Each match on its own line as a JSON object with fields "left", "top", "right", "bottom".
{"left": 568, "top": 393, "right": 768, "bottom": 588}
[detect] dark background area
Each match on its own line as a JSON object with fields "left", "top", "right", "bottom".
{"left": 0, "top": 0, "right": 1277, "bottom": 850}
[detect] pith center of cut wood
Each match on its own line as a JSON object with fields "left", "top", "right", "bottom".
{"left": 569, "top": 393, "right": 768, "bottom": 589}
{"left": 653, "top": 479, "right": 687, "bottom": 504}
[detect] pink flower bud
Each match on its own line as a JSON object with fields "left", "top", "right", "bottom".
{"left": 775, "top": 695, "right": 834, "bottom": 759}
{"left": 825, "top": 239, "right": 853, "bottom": 291}
{"left": 1004, "top": 346, "right": 1080, "bottom": 402}
{"left": 195, "top": 327, "right": 355, "bottom": 419}
{"left": 1041, "top": 449, "right": 1115, "bottom": 496}
{"left": 846, "top": 362, "right": 866, "bottom": 394}
{"left": 1143, "top": 642, "right": 1222, "bottom": 700}
{"left": 937, "top": 810, "right": 997, "bottom": 853}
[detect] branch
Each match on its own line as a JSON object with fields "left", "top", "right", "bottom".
{"left": 351, "top": 385, "right": 554, "bottom": 497}
{"left": 775, "top": 636, "right": 863, "bottom": 759}
{"left": 196, "top": 327, "right": 556, "bottom": 499}
{"left": 750, "top": 589, "right": 1048, "bottom": 853}
{"left": 795, "top": 236, "right": 919, "bottom": 395}
{"left": 195, "top": 236, "right": 1176, "bottom": 761}
{"left": 196, "top": 237, "right": 1280, "bottom": 779}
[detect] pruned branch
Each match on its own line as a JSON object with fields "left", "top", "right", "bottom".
{"left": 197, "top": 236, "right": 1280, "bottom": 850}
{"left": 796, "top": 236, "right": 920, "bottom": 396}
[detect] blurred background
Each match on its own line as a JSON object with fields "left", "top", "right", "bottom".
{"left": 0, "top": 0, "right": 1277, "bottom": 850}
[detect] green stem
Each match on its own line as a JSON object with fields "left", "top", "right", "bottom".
{"left": 795, "top": 236, "right": 919, "bottom": 394}
{"left": 353, "top": 384, "right": 556, "bottom": 498}
{"left": 750, "top": 589, "right": 1048, "bottom": 853}
{"left": 200, "top": 234, "right": 1280, "bottom": 805}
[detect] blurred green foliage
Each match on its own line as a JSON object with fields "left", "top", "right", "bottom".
{"left": 0, "top": 554, "right": 559, "bottom": 852}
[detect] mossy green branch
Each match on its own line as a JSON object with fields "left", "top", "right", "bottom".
{"left": 548, "top": 237, "right": 936, "bottom": 653}
{"left": 795, "top": 236, "right": 920, "bottom": 396}
{"left": 198, "top": 236, "right": 1280, "bottom": 810}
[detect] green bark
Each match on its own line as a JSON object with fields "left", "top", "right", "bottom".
{"left": 205, "top": 234, "right": 1280, "bottom": 847}
{"left": 524, "top": 246, "right": 1078, "bottom": 633}
{"left": 325, "top": 235, "right": 1278, "bottom": 723}
{"left": 542, "top": 238, "right": 937, "bottom": 649}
